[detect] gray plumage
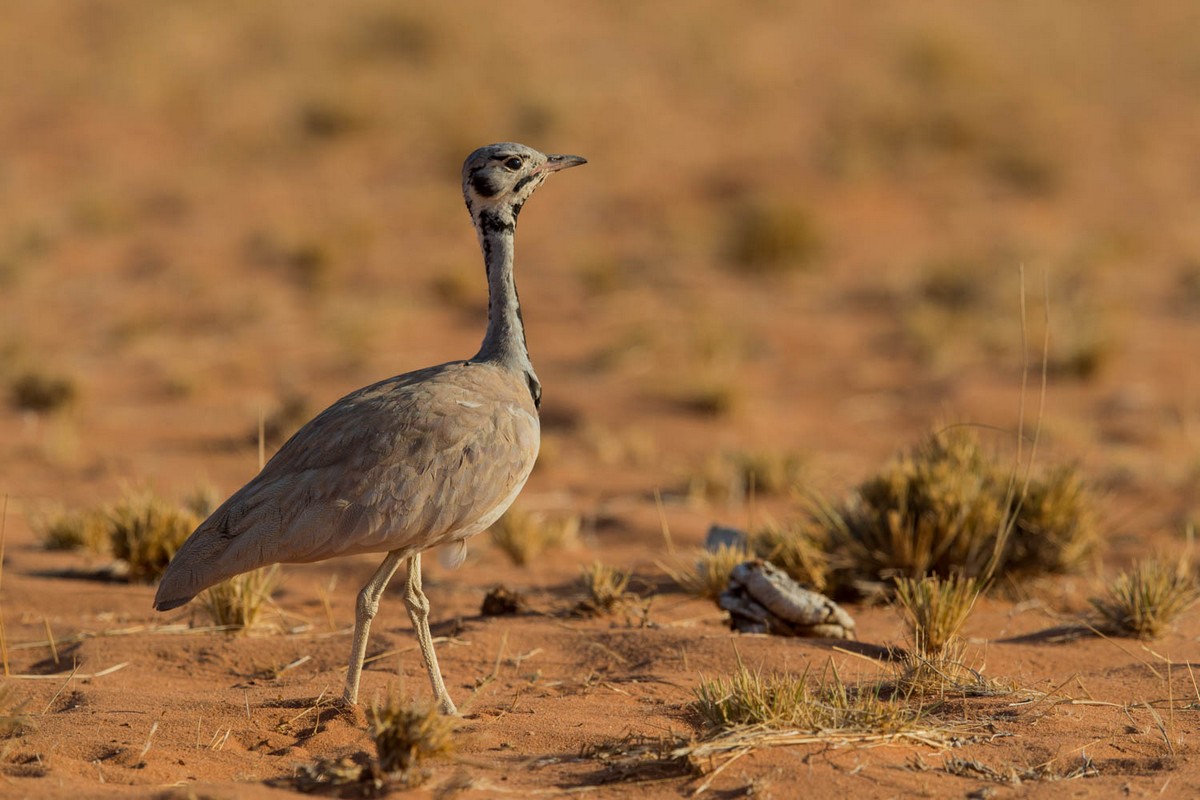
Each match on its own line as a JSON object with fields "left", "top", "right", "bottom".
{"left": 154, "top": 143, "right": 586, "bottom": 714}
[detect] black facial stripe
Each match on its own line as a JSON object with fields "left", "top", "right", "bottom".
{"left": 512, "top": 174, "right": 537, "bottom": 193}
{"left": 470, "top": 170, "right": 498, "bottom": 198}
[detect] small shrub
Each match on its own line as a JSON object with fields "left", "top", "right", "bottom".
{"left": 663, "top": 544, "right": 749, "bottom": 600}
{"left": 814, "top": 428, "right": 1099, "bottom": 587}
{"left": 182, "top": 483, "right": 222, "bottom": 519}
{"left": 201, "top": 565, "right": 280, "bottom": 632}
{"left": 1004, "top": 466, "right": 1098, "bottom": 577}
{"left": 676, "top": 382, "right": 740, "bottom": 418}
{"left": 749, "top": 523, "right": 828, "bottom": 591}
{"left": 693, "top": 661, "right": 917, "bottom": 735}
{"left": 33, "top": 507, "right": 108, "bottom": 552}
{"left": 296, "top": 98, "right": 364, "bottom": 140}
{"left": 253, "top": 391, "right": 312, "bottom": 448}
{"left": 893, "top": 573, "right": 980, "bottom": 657}
{"left": 107, "top": 490, "right": 199, "bottom": 583}
{"left": 578, "top": 561, "right": 632, "bottom": 615}
{"left": 368, "top": 695, "right": 455, "bottom": 783}
{"left": 724, "top": 201, "right": 823, "bottom": 276}
{"left": 1091, "top": 558, "right": 1199, "bottom": 639}
{"left": 489, "top": 507, "right": 579, "bottom": 567}
{"left": 694, "top": 451, "right": 805, "bottom": 502}
{"left": 9, "top": 370, "right": 77, "bottom": 413}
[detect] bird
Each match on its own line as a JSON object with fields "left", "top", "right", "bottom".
{"left": 154, "top": 143, "right": 586, "bottom": 715}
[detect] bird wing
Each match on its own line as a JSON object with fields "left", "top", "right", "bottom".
{"left": 154, "top": 361, "right": 539, "bottom": 610}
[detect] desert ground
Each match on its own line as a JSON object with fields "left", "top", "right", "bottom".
{"left": 1, "top": 2, "right": 1199, "bottom": 797}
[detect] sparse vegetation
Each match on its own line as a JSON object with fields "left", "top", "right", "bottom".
{"left": 106, "top": 490, "right": 199, "bottom": 583}
{"left": 894, "top": 573, "right": 980, "bottom": 657}
{"left": 676, "top": 380, "right": 740, "bottom": 418}
{"left": 749, "top": 522, "right": 828, "bottom": 591}
{"left": 201, "top": 565, "right": 280, "bottom": 632}
{"left": 687, "top": 450, "right": 805, "bottom": 503}
{"left": 662, "top": 543, "right": 749, "bottom": 600}
{"left": 255, "top": 391, "right": 312, "bottom": 448}
{"left": 8, "top": 369, "right": 77, "bottom": 413}
{"left": 812, "top": 428, "right": 1099, "bottom": 587}
{"left": 577, "top": 561, "right": 633, "bottom": 615}
{"left": 893, "top": 574, "right": 986, "bottom": 693}
{"left": 489, "top": 507, "right": 579, "bottom": 567}
{"left": 724, "top": 201, "right": 823, "bottom": 276}
{"left": 1090, "top": 557, "right": 1199, "bottom": 639}
{"left": 32, "top": 506, "right": 108, "bottom": 552}
{"left": 692, "top": 660, "right": 918, "bottom": 736}
{"left": 368, "top": 694, "right": 455, "bottom": 784}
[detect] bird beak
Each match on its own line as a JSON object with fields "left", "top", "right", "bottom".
{"left": 540, "top": 154, "right": 588, "bottom": 173}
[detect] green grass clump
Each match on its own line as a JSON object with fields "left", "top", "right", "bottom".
{"left": 201, "top": 566, "right": 280, "bottom": 632}
{"left": 107, "top": 490, "right": 199, "bottom": 582}
{"left": 368, "top": 695, "right": 455, "bottom": 782}
{"left": 813, "top": 428, "right": 1098, "bottom": 586}
{"left": 1090, "top": 557, "right": 1199, "bottom": 639}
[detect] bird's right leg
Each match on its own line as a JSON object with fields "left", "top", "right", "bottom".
{"left": 342, "top": 549, "right": 406, "bottom": 706}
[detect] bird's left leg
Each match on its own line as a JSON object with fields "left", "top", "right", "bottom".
{"left": 343, "top": 549, "right": 406, "bottom": 706}
{"left": 404, "top": 552, "right": 457, "bottom": 715}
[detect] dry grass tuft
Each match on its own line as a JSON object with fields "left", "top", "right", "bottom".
{"left": 201, "top": 566, "right": 281, "bottom": 633}
{"left": 893, "top": 573, "right": 980, "bottom": 657}
{"left": 577, "top": 561, "right": 633, "bottom": 615}
{"left": 750, "top": 522, "right": 829, "bottom": 591}
{"left": 1090, "top": 557, "right": 1199, "bottom": 639}
{"left": 813, "top": 427, "right": 1098, "bottom": 587}
{"left": 688, "top": 450, "right": 805, "bottom": 503}
{"left": 489, "top": 507, "right": 579, "bottom": 567}
{"left": 692, "top": 660, "right": 917, "bottom": 736}
{"left": 106, "top": 490, "right": 199, "bottom": 583}
{"left": 662, "top": 544, "right": 748, "bottom": 600}
{"left": 889, "top": 574, "right": 1001, "bottom": 697}
{"left": 368, "top": 694, "right": 455, "bottom": 785}
{"left": 724, "top": 200, "right": 823, "bottom": 276}
{"left": 32, "top": 506, "right": 108, "bottom": 552}
{"left": 8, "top": 369, "right": 78, "bottom": 413}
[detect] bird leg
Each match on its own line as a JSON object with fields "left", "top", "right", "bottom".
{"left": 404, "top": 552, "right": 458, "bottom": 715}
{"left": 342, "top": 549, "right": 406, "bottom": 706}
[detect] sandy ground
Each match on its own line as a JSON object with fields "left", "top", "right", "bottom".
{"left": 1, "top": 2, "right": 1199, "bottom": 797}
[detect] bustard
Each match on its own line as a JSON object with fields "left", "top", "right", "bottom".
{"left": 154, "top": 143, "right": 586, "bottom": 715}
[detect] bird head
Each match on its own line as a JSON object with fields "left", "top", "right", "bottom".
{"left": 462, "top": 143, "right": 586, "bottom": 222}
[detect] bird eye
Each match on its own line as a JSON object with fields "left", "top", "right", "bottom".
{"left": 503, "top": 156, "right": 523, "bottom": 170}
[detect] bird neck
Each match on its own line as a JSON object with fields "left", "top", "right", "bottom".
{"left": 472, "top": 208, "right": 534, "bottom": 376}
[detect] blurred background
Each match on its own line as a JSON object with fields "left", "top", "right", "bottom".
{"left": 2, "top": 1, "right": 1198, "bottom": 555}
